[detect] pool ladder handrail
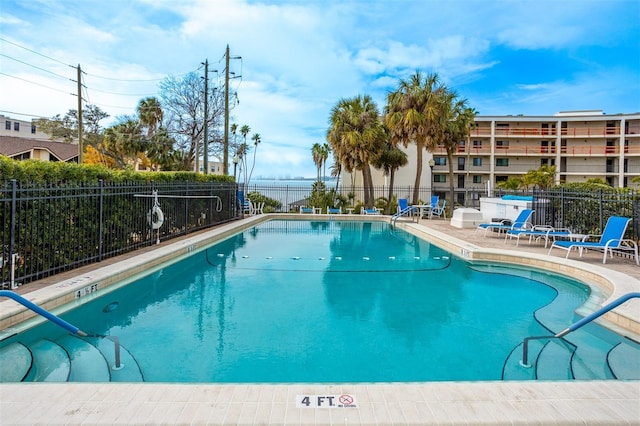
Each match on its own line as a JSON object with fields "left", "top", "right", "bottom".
{"left": 391, "top": 206, "right": 415, "bottom": 226}
{"left": 520, "top": 292, "right": 640, "bottom": 367}
{"left": 0, "top": 290, "right": 122, "bottom": 370}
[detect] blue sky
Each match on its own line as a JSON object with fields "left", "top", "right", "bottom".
{"left": 1, "top": 0, "right": 639, "bottom": 178}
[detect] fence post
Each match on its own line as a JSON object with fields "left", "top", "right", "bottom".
{"left": 98, "top": 179, "right": 104, "bottom": 261}
{"left": 9, "top": 180, "right": 17, "bottom": 289}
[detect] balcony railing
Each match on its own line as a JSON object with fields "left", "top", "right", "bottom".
{"left": 470, "top": 126, "right": 623, "bottom": 137}
{"left": 436, "top": 144, "right": 640, "bottom": 156}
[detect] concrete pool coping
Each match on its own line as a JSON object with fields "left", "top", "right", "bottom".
{"left": 1, "top": 214, "right": 639, "bottom": 424}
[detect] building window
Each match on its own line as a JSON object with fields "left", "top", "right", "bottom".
{"left": 496, "top": 140, "right": 509, "bottom": 149}
{"left": 434, "top": 157, "right": 446, "bottom": 166}
{"left": 14, "top": 122, "right": 19, "bottom": 131}
{"left": 541, "top": 158, "right": 555, "bottom": 167}
{"left": 473, "top": 175, "right": 482, "bottom": 184}
{"left": 31, "top": 124, "right": 37, "bottom": 134}
{"left": 433, "top": 174, "right": 446, "bottom": 183}
{"left": 496, "top": 158, "right": 509, "bottom": 167}
{"left": 457, "top": 174, "right": 465, "bottom": 188}
{"left": 472, "top": 140, "right": 482, "bottom": 149}
{"left": 472, "top": 157, "right": 482, "bottom": 167}
{"left": 457, "top": 157, "right": 465, "bottom": 171}
{"left": 5, "top": 120, "right": 10, "bottom": 130}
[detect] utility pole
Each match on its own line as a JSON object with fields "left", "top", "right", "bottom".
{"left": 77, "top": 64, "right": 83, "bottom": 164}
{"left": 223, "top": 45, "right": 230, "bottom": 176}
{"left": 203, "top": 59, "right": 209, "bottom": 174}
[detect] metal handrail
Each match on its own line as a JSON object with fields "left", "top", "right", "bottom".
{"left": 0, "top": 290, "right": 87, "bottom": 336}
{"left": 0, "top": 290, "right": 122, "bottom": 370}
{"left": 521, "top": 292, "right": 640, "bottom": 368}
{"left": 391, "top": 207, "right": 415, "bottom": 226}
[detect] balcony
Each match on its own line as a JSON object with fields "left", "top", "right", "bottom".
{"left": 436, "top": 144, "right": 640, "bottom": 156}
{"left": 470, "top": 126, "right": 622, "bottom": 137}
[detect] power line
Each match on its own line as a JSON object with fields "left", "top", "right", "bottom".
{"left": 0, "top": 72, "right": 72, "bottom": 95}
{"left": 0, "top": 53, "right": 72, "bottom": 81}
{"left": 0, "top": 37, "right": 72, "bottom": 67}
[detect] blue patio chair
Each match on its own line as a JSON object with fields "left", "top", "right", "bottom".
{"left": 300, "top": 206, "right": 314, "bottom": 214}
{"left": 430, "top": 199, "right": 447, "bottom": 219}
{"left": 396, "top": 198, "right": 415, "bottom": 217}
{"left": 430, "top": 195, "right": 439, "bottom": 210}
{"left": 548, "top": 216, "right": 639, "bottom": 265}
{"left": 327, "top": 207, "right": 341, "bottom": 214}
{"left": 476, "top": 209, "right": 534, "bottom": 237}
{"left": 506, "top": 225, "right": 571, "bottom": 248}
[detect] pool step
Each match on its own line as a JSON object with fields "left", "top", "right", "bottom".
{"left": 536, "top": 340, "right": 574, "bottom": 380}
{"left": 57, "top": 335, "right": 111, "bottom": 382}
{"left": 607, "top": 339, "right": 640, "bottom": 379}
{"left": 25, "top": 339, "right": 71, "bottom": 381}
{"left": 0, "top": 335, "right": 144, "bottom": 383}
{"left": 0, "top": 342, "right": 32, "bottom": 382}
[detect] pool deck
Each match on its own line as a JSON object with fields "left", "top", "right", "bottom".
{"left": 1, "top": 214, "right": 639, "bottom": 425}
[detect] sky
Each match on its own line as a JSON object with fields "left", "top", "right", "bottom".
{"left": 1, "top": 0, "right": 639, "bottom": 179}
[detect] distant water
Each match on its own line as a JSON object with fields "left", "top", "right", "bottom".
{"left": 240, "top": 178, "right": 339, "bottom": 210}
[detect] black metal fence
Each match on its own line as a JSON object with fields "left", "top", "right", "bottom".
{"left": 525, "top": 188, "right": 640, "bottom": 240}
{"left": 1, "top": 180, "right": 238, "bottom": 288}
{"left": 1, "top": 180, "right": 638, "bottom": 289}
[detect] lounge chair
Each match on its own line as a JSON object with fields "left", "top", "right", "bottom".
{"left": 396, "top": 198, "right": 415, "bottom": 217}
{"left": 506, "top": 225, "right": 571, "bottom": 248}
{"left": 548, "top": 216, "right": 639, "bottom": 265}
{"left": 361, "top": 207, "right": 380, "bottom": 215}
{"left": 300, "top": 206, "right": 314, "bottom": 214}
{"left": 476, "top": 209, "right": 534, "bottom": 237}
{"left": 327, "top": 207, "right": 341, "bottom": 214}
{"left": 430, "top": 200, "right": 447, "bottom": 219}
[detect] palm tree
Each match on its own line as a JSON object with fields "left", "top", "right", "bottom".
{"left": 248, "top": 133, "right": 261, "bottom": 185}
{"left": 385, "top": 71, "right": 444, "bottom": 204}
{"left": 320, "top": 143, "right": 330, "bottom": 181}
{"left": 240, "top": 125, "right": 251, "bottom": 185}
{"left": 327, "top": 95, "right": 385, "bottom": 207}
{"left": 311, "top": 142, "right": 324, "bottom": 182}
{"left": 137, "top": 97, "right": 163, "bottom": 138}
{"left": 438, "top": 89, "right": 477, "bottom": 205}
{"left": 373, "top": 141, "right": 408, "bottom": 214}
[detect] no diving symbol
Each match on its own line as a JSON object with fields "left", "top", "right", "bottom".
{"left": 339, "top": 395, "right": 353, "bottom": 405}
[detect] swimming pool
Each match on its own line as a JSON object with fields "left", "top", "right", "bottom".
{"left": 1, "top": 219, "right": 638, "bottom": 383}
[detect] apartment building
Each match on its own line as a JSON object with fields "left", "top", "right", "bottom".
{"left": 0, "top": 114, "right": 56, "bottom": 141}
{"left": 373, "top": 110, "right": 640, "bottom": 206}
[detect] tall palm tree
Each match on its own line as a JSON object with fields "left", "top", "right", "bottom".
{"left": 373, "top": 141, "right": 408, "bottom": 214}
{"left": 327, "top": 95, "right": 385, "bottom": 207}
{"left": 248, "top": 133, "right": 261, "bottom": 185}
{"left": 385, "top": 71, "right": 444, "bottom": 204}
{"left": 137, "top": 97, "right": 163, "bottom": 138}
{"left": 438, "top": 88, "right": 477, "bottom": 205}
{"left": 320, "top": 143, "right": 330, "bottom": 181}
{"left": 311, "top": 142, "right": 324, "bottom": 182}
{"left": 240, "top": 125, "right": 251, "bottom": 185}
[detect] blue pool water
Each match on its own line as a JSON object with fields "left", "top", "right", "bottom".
{"left": 6, "top": 220, "right": 619, "bottom": 382}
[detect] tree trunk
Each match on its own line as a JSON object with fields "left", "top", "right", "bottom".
{"left": 447, "top": 149, "right": 455, "bottom": 208}
{"left": 387, "top": 170, "right": 396, "bottom": 214}
{"left": 413, "top": 142, "right": 424, "bottom": 204}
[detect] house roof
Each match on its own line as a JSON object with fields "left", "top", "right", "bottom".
{"left": 0, "top": 136, "right": 79, "bottom": 162}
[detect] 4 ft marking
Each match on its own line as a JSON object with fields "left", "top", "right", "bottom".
{"left": 296, "top": 394, "right": 357, "bottom": 408}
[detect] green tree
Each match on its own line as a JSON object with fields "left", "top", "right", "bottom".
{"left": 327, "top": 95, "right": 386, "bottom": 207}
{"left": 438, "top": 89, "right": 477, "bottom": 204}
{"left": 373, "top": 140, "right": 408, "bottom": 214}
{"left": 311, "top": 142, "right": 324, "bottom": 182}
{"left": 248, "top": 133, "right": 261, "bottom": 184}
{"left": 36, "top": 104, "right": 109, "bottom": 155}
{"left": 385, "top": 71, "right": 444, "bottom": 204}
